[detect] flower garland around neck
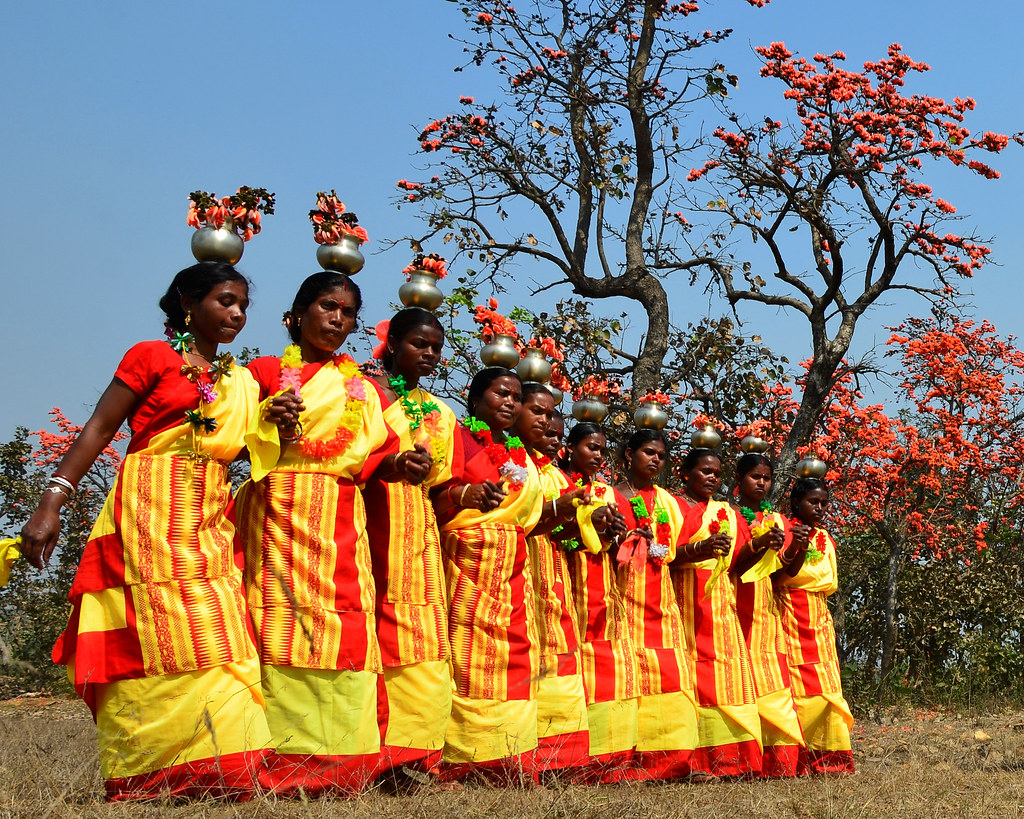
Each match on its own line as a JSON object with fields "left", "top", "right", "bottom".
{"left": 280, "top": 343, "right": 366, "bottom": 460}
{"left": 387, "top": 374, "right": 446, "bottom": 463}
{"left": 740, "top": 499, "right": 777, "bottom": 539}
{"left": 166, "top": 326, "right": 234, "bottom": 441}
{"left": 788, "top": 518, "right": 826, "bottom": 564}
{"left": 629, "top": 489, "right": 671, "bottom": 564}
{"left": 708, "top": 505, "right": 732, "bottom": 537}
{"left": 463, "top": 416, "right": 528, "bottom": 490}
{"left": 544, "top": 483, "right": 581, "bottom": 552}
{"left": 702, "top": 505, "right": 734, "bottom": 599}
{"left": 571, "top": 471, "right": 609, "bottom": 503}
{"left": 806, "top": 527, "right": 827, "bottom": 564}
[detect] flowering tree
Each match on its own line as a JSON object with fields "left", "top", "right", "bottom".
{"left": 397, "top": 0, "right": 767, "bottom": 398}
{"left": 687, "top": 42, "right": 1017, "bottom": 482}
{"left": 809, "top": 310, "right": 1024, "bottom": 689}
{"left": 0, "top": 410, "right": 124, "bottom": 693}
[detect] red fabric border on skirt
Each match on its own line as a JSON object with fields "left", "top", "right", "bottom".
{"left": 104, "top": 749, "right": 270, "bottom": 802}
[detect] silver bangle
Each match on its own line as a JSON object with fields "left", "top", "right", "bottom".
{"left": 49, "top": 475, "right": 75, "bottom": 494}
{"left": 45, "top": 485, "right": 70, "bottom": 499}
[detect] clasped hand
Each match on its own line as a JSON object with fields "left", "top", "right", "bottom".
{"left": 267, "top": 389, "right": 304, "bottom": 435}
{"left": 462, "top": 480, "right": 507, "bottom": 512}
{"left": 692, "top": 532, "right": 731, "bottom": 560}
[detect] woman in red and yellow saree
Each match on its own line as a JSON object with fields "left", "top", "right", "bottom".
{"left": 363, "top": 308, "right": 463, "bottom": 778}
{"left": 675, "top": 449, "right": 763, "bottom": 778}
{"left": 514, "top": 389, "right": 589, "bottom": 779}
{"left": 776, "top": 479, "right": 855, "bottom": 775}
{"left": 20, "top": 263, "right": 271, "bottom": 801}
{"left": 559, "top": 423, "right": 638, "bottom": 784}
{"left": 730, "top": 453, "right": 804, "bottom": 778}
{"left": 236, "top": 273, "right": 429, "bottom": 797}
{"left": 433, "top": 368, "right": 544, "bottom": 785}
{"left": 613, "top": 429, "right": 698, "bottom": 782}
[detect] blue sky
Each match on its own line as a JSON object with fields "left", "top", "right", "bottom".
{"left": 3, "top": 0, "right": 1022, "bottom": 442}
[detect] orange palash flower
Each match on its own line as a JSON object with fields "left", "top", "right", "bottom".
{"left": 309, "top": 189, "right": 368, "bottom": 244}
{"left": 403, "top": 252, "right": 449, "bottom": 280}
{"left": 573, "top": 374, "right": 617, "bottom": 401}
{"left": 187, "top": 187, "right": 274, "bottom": 241}
{"left": 692, "top": 413, "right": 725, "bottom": 431}
{"left": 524, "top": 336, "right": 565, "bottom": 362}
{"left": 473, "top": 300, "right": 518, "bottom": 341}
{"left": 639, "top": 390, "right": 671, "bottom": 405}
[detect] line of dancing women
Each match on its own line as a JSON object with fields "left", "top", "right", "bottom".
{"left": 18, "top": 263, "right": 854, "bottom": 801}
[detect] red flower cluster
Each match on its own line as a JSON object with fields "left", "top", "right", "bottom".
{"left": 402, "top": 253, "right": 448, "bottom": 280}
{"left": 708, "top": 507, "right": 730, "bottom": 535}
{"left": 474, "top": 298, "right": 519, "bottom": 342}
{"left": 187, "top": 187, "right": 275, "bottom": 242}
{"left": 309, "top": 190, "right": 369, "bottom": 245}
{"left": 419, "top": 112, "right": 491, "bottom": 154}
{"left": 688, "top": 43, "right": 1009, "bottom": 279}
{"left": 573, "top": 374, "right": 622, "bottom": 402}
{"left": 524, "top": 336, "right": 565, "bottom": 362}
{"left": 639, "top": 390, "right": 672, "bottom": 406}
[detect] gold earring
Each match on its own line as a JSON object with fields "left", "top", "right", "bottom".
{"left": 296, "top": 317, "right": 302, "bottom": 327}
{"left": 185, "top": 310, "right": 192, "bottom": 327}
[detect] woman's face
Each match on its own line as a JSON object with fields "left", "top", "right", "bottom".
{"left": 513, "top": 391, "right": 555, "bottom": 447}
{"left": 389, "top": 323, "right": 443, "bottom": 381}
{"left": 685, "top": 454, "right": 722, "bottom": 501}
{"left": 540, "top": 416, "right": 565, "bottom": 459}
{"left": 737, "top": 463, "right": 773, "bottom": 505}
{"left": 627, "top": 439, "right": 666, "bottom": 483}
{"left": 474, "top": 375, "right": 522, "bottom": 432}
{"left": 570, "top": 432, "right": 607, "bottom": 479}
{"left": 186, "top": 280, "right": 249, "bottom": 347}
{"left": 793, "top": 487, "right": 829, "bottom": 527}
{"left": 300, "top": 286, "right": 357, "bottom": 357}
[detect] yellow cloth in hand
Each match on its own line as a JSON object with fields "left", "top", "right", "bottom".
{"left": 0, "top": 536, "right": 22, "bottom": 588}
{"left": 246, "top": 393, "right": 285, "bottom": 483}
{"left": 576, "top": 502, "right": 605, "bottom": 555}
{"left": 703, "top": 553, "right": 730, "bottom": 599}
{"left": 740, "top": 549, "right": 783, "bottom": 584}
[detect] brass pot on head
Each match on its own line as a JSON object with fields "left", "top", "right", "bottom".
{"left": 191, "top": 218, "right": 244, "bottom": 265}
{"left": 316, "top": 232, "right": 365, "bottom": 274}
{"left": 633, "top": 402, "right": 669, "bottom": 430}
{"left": 572, "top": 396, "right": 609, "bottom": 423}
{"left": 479, "top": 334, "right": 520, "bottom": 369}
{"left": 690, "top": 424, "right": 722, "bottom": 451}
{"left": 739, "top": 435, "right": 770, "bottom": 454}
{"left": 398, "top": 270, "right": 444, "bottom": 310}
{"left": 795, "top": 455, "right": 828, "bottom": 479}
{"left": 517, "top": 348, "right": 552, "bottom": 384}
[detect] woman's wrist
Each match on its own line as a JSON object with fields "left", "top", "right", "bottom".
{"left": 279, "top": 421, "right": 303, "bottom": 444}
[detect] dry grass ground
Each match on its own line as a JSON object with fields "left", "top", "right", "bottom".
{"left": 1, "top": 696, "right": 1023, "bottom": 819}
